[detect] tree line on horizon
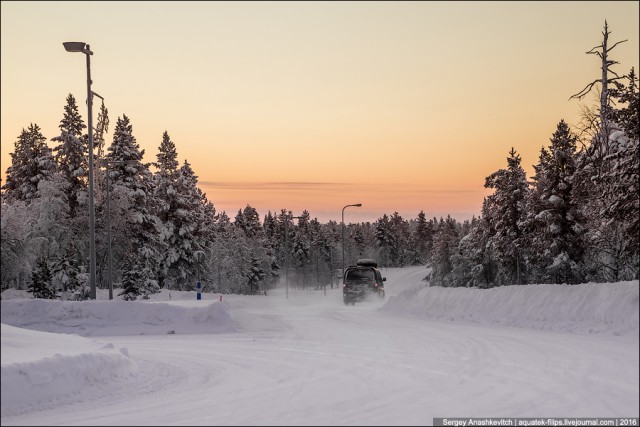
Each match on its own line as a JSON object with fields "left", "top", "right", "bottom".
{"left": 1, "top": 22, "right": 637, "bottom": 299}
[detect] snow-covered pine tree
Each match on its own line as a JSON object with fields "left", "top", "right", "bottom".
{"left": 261, "top": 211, "right": 281, "bottom": 288}
{"left": 94, "top": 102, "right": 110, "bottom": 159}
{"left": 246, "top": 254, "right": 267, "bottom": 295}
{"left": 155, "top": 131, "right": 180, "bottom": 174}
{"left": 429, "top": 216, "right": 459, "bottom": 287}
{"left": 389, "top": 212, "right": 409, "bottom": 267}
{"left": 484, "top": 147, "right": 529, "bottom": 285}
{"left": 293, "top": 211, "right": 311, "bottom": 277}
{"left": 263, "top": 211, "right": 277, "bottom": 242}
{"left": 106, "top": 115, "right": 162, "bottom": 298}
{"left": 0, "top": 205, "right": 27, "bottom": 290}
{"left": 600, "top": 68, "right": 639, "bottom": 278}
{"left": 450, "top": 203, "right": 497, "bottom": 288}
{"left": 375, "top": 214, "right": 394, "bottom": 267}
{"left": 27, "top": 257, "right": 57, "bottom": 299}
{"left": 523, "top": 121, "right": 585, "bottom": 284}
{"left": 51, "top": 94, "right": 88, "bottom": 218}
{"left": 118, "top": 255, "right": 143, "bottom": 301}
{"left": 166, "top": 160, "right": 209, "bottom": 290}
{"left": 352, "top": 225, "right": 365, "bottom": 259}
{"left": 412, "top": 211, "right": 433, "bottom": 265}
{"left": 2, "top": 124, "right": 56, "bottom": 204}
{"left": 50, "top": 240, "right": 81, "bottom": 293}
{"left": 207, "top": 211, "right": 233, "bottom": 293}
{"left": 153, "top": 131, "right": 181, "bottom": 288}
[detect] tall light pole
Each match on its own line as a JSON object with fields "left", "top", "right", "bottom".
{"left": 98, "top": 159, "right": 135, "bottom": 300}
{"left": 64, "top": 41, "right": 97, "bottom": 300}
{"left": 284, "top": 214, "right": 304, "bottom": 299}
{"left": 341, "top": 203, "right": 362, "bottom": 281}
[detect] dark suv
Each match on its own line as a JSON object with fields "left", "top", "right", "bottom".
{"left": 342, "top": 259, "right": 386, "bottom": 305}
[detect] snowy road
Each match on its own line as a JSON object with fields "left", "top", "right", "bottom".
{"left": 3, "top": 266, "right": 638, "bottom": 425}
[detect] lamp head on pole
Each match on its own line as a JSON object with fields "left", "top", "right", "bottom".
{"left": 63, "top": 41, "right": 93, "bottom": 55}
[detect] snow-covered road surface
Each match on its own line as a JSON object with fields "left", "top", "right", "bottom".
{"left": 2, "top": 266, "right": 638, "bottom": 425}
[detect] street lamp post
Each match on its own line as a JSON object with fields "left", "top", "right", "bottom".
{"left": 284, "top": 214, "right": 304, "bottom": 299}
{"left": 341, "top": 203, "right": 362, "bottom": 282}
{"left": 64, "top": 41, "right": 97, "bottom": 300}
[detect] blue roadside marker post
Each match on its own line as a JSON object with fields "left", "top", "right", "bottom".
{"left": 194, "top": 250, "right": 205, "bottom": 301}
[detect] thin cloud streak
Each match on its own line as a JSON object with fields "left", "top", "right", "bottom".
{"left": 200, "top": 181, "right": 484, "bottom": 194}
{"left": 200, "top": 181, "right": 353, "bottom": 191}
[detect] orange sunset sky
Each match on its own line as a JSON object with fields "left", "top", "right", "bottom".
{"left": 1, "top": 1, "right": 639, "bottom": 223}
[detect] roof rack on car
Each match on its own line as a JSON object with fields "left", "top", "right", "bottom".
{"left": 356, "top": 259, "right": 378, "bottom": 268}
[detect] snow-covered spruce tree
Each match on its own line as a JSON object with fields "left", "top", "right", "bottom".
{"left": 291, "top": 224, "right": 311, "bottom": 288}
{"left": 210, "top": 210, "right": 258, "bottom": 294}
{"left": 522, "top": 121, "right": 586, "bottom": 284}
{"left": 262, "top": 211, "right": 281, "bottom": 287}
{"left": 118, "top": 255, "right": 143, "bottom": 301}
{"left": 194, "top": 192, "right": 217, "bottom": 291}
{"left": 294, "top": 211, "right": 314, "bottom": 286}
{"left": 310, "top": 220, "right": 336, "bottom": 289}
{"left": 600, "top": 68, "right": 639, "bottom": 278}
{"left": 247, "top": 207, "right": 278, "bottom": 292}
{"left": 94, "top": 102, "right": 110, "bottom": 159}
{"left": 2, "top": 124, "right": 57, "bottom": 204}
{"left": 246, "top": 254, "right": 267, "bottom": 295}
{"left": 275, "top": 209, "right": 292, "bottom": 279}
{"left": 207, "top": 211, "right": 234, "bottom": 293}
{"left": 429, "top": 216, "right": 460, "bottom": 287}
{"left": 27, "top": 174, "right": 91, "bottom": 298}
{"left": 450, "top": 203, "right": 497, "bottom": 288}
{"left": 238, "top": 205, "right": 263, "bottom": 240}
{"left": 0, "top": 206, "right": 27, "bottom": 291}
{"left": 27, "top": 257, "right": 57, "bottom": 299}
{"left": 2, "top": 154, "right": 79, "bottom": 294}
{"left": 263, "top": 211, "right": 278, "bottom": 243}
{"left": 412, "top": 211, "right": 433, "bottom": 265}
{"left": 352, "top": 225, "right": 365, "bottom": 259}
{"left": 609, "top": 68, "right": 639, "bottom": 142}
{"left": 50, "top": 240, "right": 81, "bottom": 293}
{"left": 167, "top": 160, "right": 209, "bottom": 290}
{"left": 484, "top": 147, "right": 529, "bottom": 286}
{"left": 106, "top": 115, "right": 163, "bottom": 299}
{"left": 375, "top": 214, "right": 394, "bottom": 267}
{"left": 152, "top": 131, "right": 179, "bottom": 288}
{"left": 232, "top": 204, "right": 274, "bottom": 292}
{"left": 449, "top": 218, "right": 479, "bottom": 288}
{"left": 51, "top": 94, "right": 88, "bottom": 218}
{"left": 389, "top": 212, "right": 410, "bottom": 267}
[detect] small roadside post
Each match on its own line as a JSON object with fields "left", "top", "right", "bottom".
{"left": 194, "top": 250, "right": 205, "bottom": 300}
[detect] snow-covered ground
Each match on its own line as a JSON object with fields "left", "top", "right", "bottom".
{"left": 2, "top": 266, "right": 638, "bottom": 425}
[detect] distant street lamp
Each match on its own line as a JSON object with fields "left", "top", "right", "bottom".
{"left": 64, "top": 41, "right": 97, "bottom": 300}
{"left": 342, "top": 204, "right": 362, "bottom": 281}
{"left": 98, "top": 159, "right": 135, "bottom": 300}
{"left": 284, "top": 214, "right": 304, "bottom": 299}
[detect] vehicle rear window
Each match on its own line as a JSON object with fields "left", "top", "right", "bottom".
{"left": 346, "top": 269, "right": 375, "bottom": 281}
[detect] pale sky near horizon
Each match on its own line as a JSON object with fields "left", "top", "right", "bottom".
{"left": 1, "top": 1, "right": 638, "bottom": 224}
